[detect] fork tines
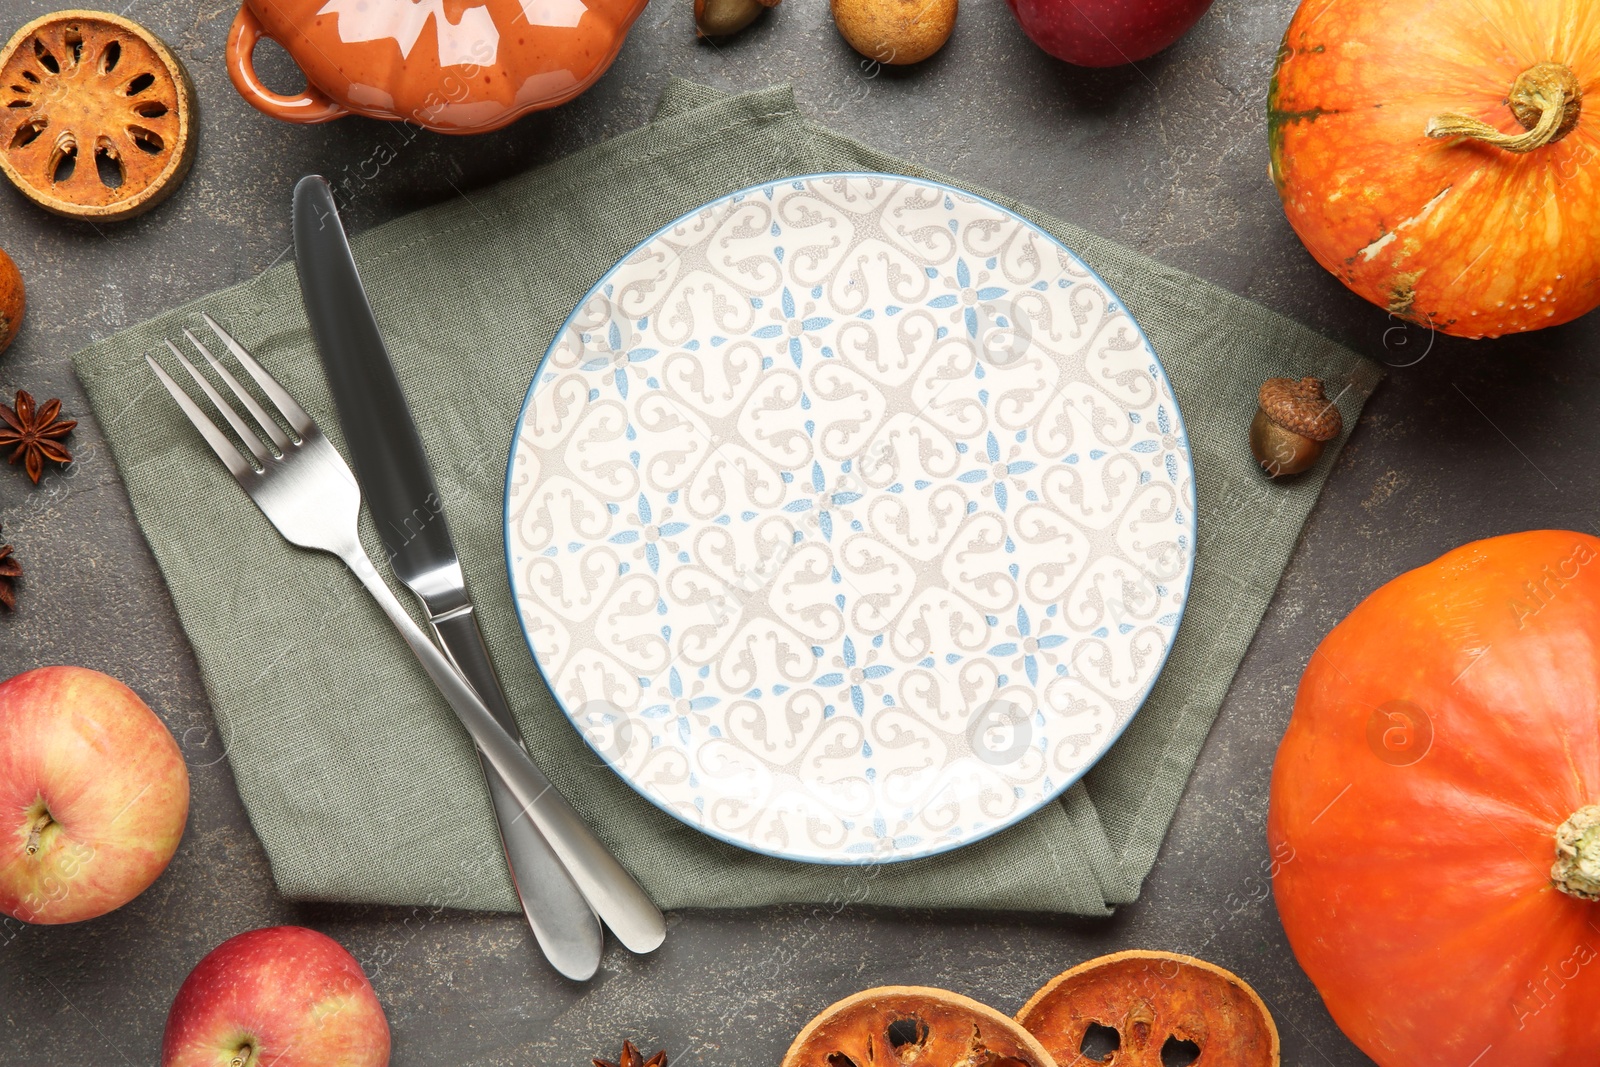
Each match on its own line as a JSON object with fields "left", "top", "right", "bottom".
{"left": 146, "top": 316, "right": 310, "bottom": 478}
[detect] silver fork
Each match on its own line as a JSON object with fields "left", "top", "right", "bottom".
{"left": 146, "top": 317, "right": 666, "bottom": 955}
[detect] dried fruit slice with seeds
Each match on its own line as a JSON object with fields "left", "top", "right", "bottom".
{"left": 782, "top": 986, "right": 1058, "bottom": 1067}
{"left": 0, "top": 11, "right": 197, "bottom": 222}
{"left": 1016, "top": 951, "right": 1278, "bottom": 1066}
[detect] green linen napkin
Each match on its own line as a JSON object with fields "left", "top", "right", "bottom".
{"left": 74, "top": 80, "right": 1379, "bottom": 916}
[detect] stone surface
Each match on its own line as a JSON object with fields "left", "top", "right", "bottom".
{"left": 1, "top": 0, "right": 1595, "bottom": 1064}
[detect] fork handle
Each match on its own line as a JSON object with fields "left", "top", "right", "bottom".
{"left": 340, "top": 543, "right": 667, "bottom": 955}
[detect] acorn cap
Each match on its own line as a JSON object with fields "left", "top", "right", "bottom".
{"left": 1257, "top": 377, "right": 1342, "bottom": 442}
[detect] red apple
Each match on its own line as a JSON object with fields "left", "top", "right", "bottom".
{"left": 1006, "top": 0, "right": 1215, "bottom": 66}
{"left": 162, "top": 926, "right": 391, "bottom": 1067}
{"left": 0, "top": 665, "right": 189, "bottom": 923}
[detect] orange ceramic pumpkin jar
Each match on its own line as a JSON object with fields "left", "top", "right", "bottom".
{"left": 1270, "top": 0, "right": 1600, "bottom": 338}
{"left": 226, "top": 0, "right": 648, "bottom": 134}
{"left": 1270, "top": 531, "right": 1600, "bottom": 1066}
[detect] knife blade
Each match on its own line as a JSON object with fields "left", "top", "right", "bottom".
{"left": 292, "top": 175, "right": 663, "bottom": 965}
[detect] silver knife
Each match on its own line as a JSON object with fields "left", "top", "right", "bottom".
{"left": 292, "top": 174, "right": 663, "bottom": 971}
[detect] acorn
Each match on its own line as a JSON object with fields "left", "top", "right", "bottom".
{"left": 1250, "top": 377, "right": 1342, "bottom": 478}
{"left": 695, "top": 0, "right": 779, "bottom": 38}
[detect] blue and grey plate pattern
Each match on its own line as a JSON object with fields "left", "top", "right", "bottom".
{"left": 506, "top": 174, "right": 1195, "bottom": 864}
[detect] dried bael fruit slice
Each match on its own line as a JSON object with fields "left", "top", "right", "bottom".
{"left": 1017, "top": 951, "right": 1278, "bottom": 1066}
{"left": 0, "top": 11, "right": 197, "bottom": 222}
{"left": 782, "top": 986, "right": 1058, "bottom": 1067}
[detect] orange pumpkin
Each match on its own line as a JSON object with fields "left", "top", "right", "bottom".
{"left": 1269, "top": 530, "right": 1600, "bottom": 1066}
{"left": 1269, "top": 0, "right": 1600, "bottom": 338}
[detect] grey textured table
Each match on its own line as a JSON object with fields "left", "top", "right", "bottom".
{"left": 1, "top": 0, "right": 1594, "bottom": 1063}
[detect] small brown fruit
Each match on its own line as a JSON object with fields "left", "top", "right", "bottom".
{"left": 695, "top": 0, "right": 779, "bottom": 37}
{"left": 1250, "top": 376, "right": 1342, "bottom": 478}
{"left": 0, "top": 249, "right": 22, "bottom": 355}
{"left": 831, "top": 0, "right": 956, "bottom": 65}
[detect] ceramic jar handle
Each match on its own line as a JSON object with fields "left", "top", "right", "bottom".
{"left": 227, "top": 5, "right": 349, "bottom": 124}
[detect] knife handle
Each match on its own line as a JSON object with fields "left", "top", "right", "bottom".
{"left": 338, "top": 542, "right": 668, "bottom": 955}
{"left": 431, "top": 608, "right": 604, "bottom": 981}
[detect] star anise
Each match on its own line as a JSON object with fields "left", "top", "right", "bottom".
{"left": 0, "top": 390, "right": 76, "bottom": 484}
{"left": 593, "top": 1040, "right": 667, "bottom": 1067}
{"left": 0, "top": 527, "right": 19, "bottom": 611}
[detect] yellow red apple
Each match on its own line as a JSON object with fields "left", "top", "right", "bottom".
{"left": 162, "top": 926, "right": 391, "bottom": 1067}
{"left": 0, "top": 665, "right": 189, "bottom": 923}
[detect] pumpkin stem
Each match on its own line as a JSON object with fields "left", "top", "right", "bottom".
{"left": 1552, "top": 805, "right": 1600, "bottom": 900}
{"left": 1426, "top": 63, "right": 1583, "bottom": 153}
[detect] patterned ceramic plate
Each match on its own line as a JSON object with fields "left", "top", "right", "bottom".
{"left": 505, "top": 174, "right": 1195, "bottom": 864}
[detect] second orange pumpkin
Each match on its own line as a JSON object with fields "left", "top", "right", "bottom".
{"left": 1270, "top": 531, "right": 1600, "bottom": 1066}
